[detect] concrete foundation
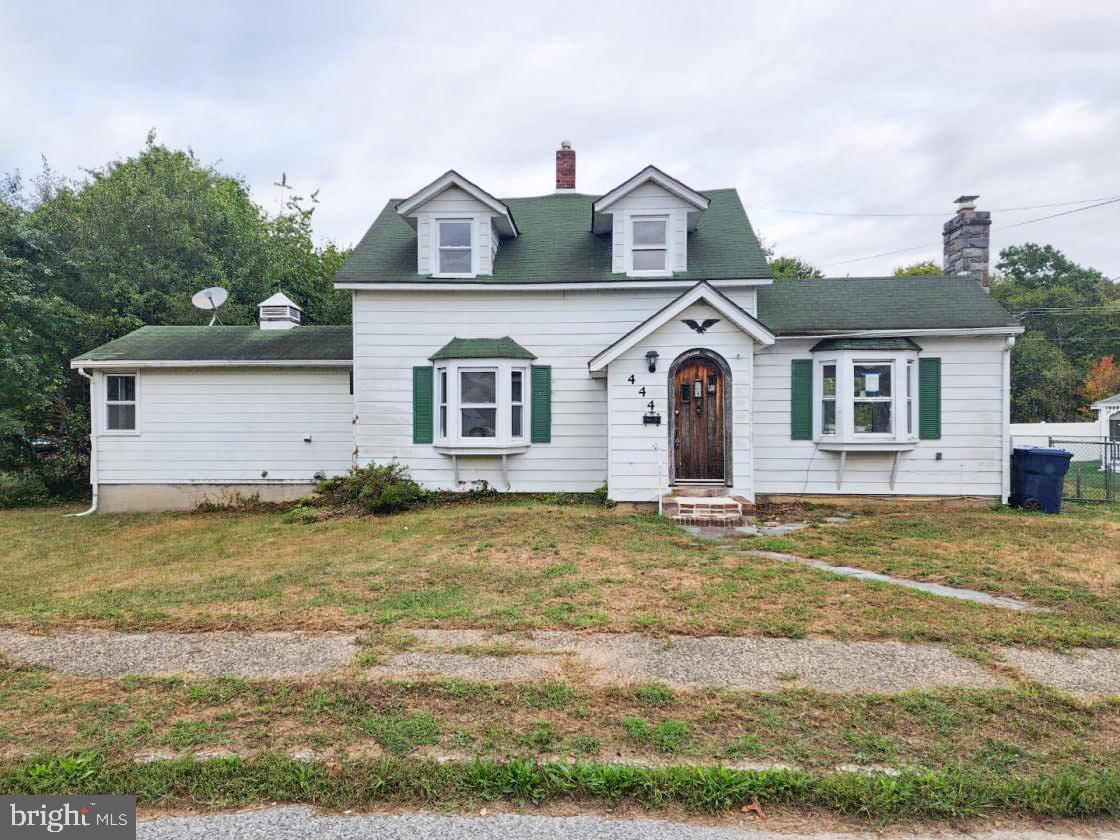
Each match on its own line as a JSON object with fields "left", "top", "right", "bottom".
{"left": 96, "top": 483, "right": 316, "bottom": 513}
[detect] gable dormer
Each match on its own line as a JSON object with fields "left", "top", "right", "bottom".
{"left": 396, "top": 171, "right": 518, "bottom": 278}
{"left": 592, "top": 166, "right": 710, "bottom": 277}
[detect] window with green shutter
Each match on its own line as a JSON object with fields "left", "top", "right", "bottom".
{"left": 412, "top": 366, "right": 434, "bottom": 444}
{"left": 531, "top": 365, "right": 552, "bottom": 443}
{"left": 790, "top": 359, "right": 813, "bottom": 440}
{"left": 918, "top": 357, "right": 941, "bottom": 440}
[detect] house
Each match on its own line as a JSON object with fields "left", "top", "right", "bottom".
{"left": 72, "top": 143, "right": 1022, "bottom": 512}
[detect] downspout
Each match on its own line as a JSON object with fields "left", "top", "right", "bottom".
{"left": 66, "top": 367, "right": 98, "bottom": 517}
{"left": 1000, "top": 336, "right": 1015, "bottom": 504}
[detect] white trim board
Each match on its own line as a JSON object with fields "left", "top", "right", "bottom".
{"left": 336, "top": 278, "right": 772, "bottom": 292}
{"left": 593, "top": 166, "right": 710, "bottom": 214}
{"left": 588, "top": 281, "right": 775, "bottom": 373}
{"left": 396, "top": 170, "right": 518, "bottom": 237}
{"left": 70, "top": 360, "right": 353, "bottom": 369}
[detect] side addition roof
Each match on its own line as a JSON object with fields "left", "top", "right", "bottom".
{"left": 757, "top": 276, "right": 1022, "bottom": 335}
{"left": 71, "top": 326, "right": 353, "bottom": 368}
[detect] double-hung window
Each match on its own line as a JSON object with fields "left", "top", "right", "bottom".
{"left": 853, "top": 362, "right": 893, "bottom": 434}
{"left": 631, "top": 216, "right": 668, "bottom": 273}
{"left": 820, "top": 363, "right": 837, "bottom": 436}
{"left": 433, "top": 359, "right": 530, "bottom": 447}
{"left": 436, "top": 219, "right": 474, "bottom": 276}
{"left": 105, "top": 373, "right": 137, "bottom": 432}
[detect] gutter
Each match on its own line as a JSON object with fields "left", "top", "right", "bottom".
{"left": 66, "top": 367, "right": 98, "bottom": 517}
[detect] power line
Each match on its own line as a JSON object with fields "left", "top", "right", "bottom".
{"left": 820, "top": 197, "right": 1120, "bottom": 269}
{"left": 746, "top": 195, "right": 1120, "bottom": 218}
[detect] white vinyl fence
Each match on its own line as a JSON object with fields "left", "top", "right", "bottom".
{"left": 1010, "top": 421, "right": 1098, "bottom": 448}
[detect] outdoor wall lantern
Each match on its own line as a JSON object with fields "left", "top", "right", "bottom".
{"left": 645, "top": 350, "right": 659, "bottom": 373}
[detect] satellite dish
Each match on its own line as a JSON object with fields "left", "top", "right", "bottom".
{"left": 191, "top": 286, "right": 228, "bottom": 326}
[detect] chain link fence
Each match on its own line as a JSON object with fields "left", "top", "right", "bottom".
{"left": 1049, "top": 437, "right": 1119, "bottom": 503}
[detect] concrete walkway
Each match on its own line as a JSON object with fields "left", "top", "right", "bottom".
{"left": 743, "top": 550, "right": 1040, "bottom": 611}
{"left": 3, "top": 627, "right": 1119, "bottom": 696}
{"left": 374, "top": 629, "right": 1004, "bottom": 693}
{"left": 0, "top": 629, "right": 358, "bottom": 678}
{"left": 138, "top": 807, "right": 1120, "bottom": 840}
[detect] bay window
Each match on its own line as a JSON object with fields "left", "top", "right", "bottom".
{"left": 433, "top": 359, "right": 530, "bottom": 447}
{"left": 812, "top": 348, "right": 919, "bottom": 445}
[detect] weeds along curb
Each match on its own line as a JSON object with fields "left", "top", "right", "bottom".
{"left": 3, "top": 753, "right": 1120, "bottom": 820}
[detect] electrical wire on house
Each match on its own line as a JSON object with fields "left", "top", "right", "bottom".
{"left": 817, "top": 197, "right": 1120, "bottom": 269}
{"left": 745, "top": 195, "right": 1120, "bottom": 218}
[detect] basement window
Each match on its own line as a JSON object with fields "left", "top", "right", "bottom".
{"left": 105, "top": 373, "right": 137, "bottom": 433}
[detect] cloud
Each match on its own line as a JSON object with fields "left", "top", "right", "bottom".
{"left": 4, "top": 0, "right": 1119, "bottom": 277}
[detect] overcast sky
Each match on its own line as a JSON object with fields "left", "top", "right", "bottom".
{"left": 4, "top": 0, "right": 1119, "bottom": 277}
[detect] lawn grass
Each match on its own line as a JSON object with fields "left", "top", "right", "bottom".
{"left": 2, "top": 662, "right": 1118, "bottom": 774}
{"left": 1, "top": 500, "right": 1119, "bottom": 646}
{"left": 5, "top": 751, "right": 1120, "bottom": 820}
{"left": 759, "top": 503, "right": 1120, "bottom": 642}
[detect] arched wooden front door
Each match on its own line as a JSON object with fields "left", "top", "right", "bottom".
{"left": 672, "top": 356, "right": 726, "bottom": 482}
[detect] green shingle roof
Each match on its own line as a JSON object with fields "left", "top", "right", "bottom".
{"left": 334, "top": 189, "right": 771, "bottom": 285}
{"left": 810, "top": 337, "right": 923, "bottom": 352}
{"left": 72, "top": 326, "right": 352, "bottom": 364}
{"left": 429, "top": 336, "right": 536, "bottom": 361}
{"left": 757, "top": 276, "right": 1019, "bottom": 335}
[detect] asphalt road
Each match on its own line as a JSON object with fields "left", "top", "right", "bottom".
{"left": 137, "top": 806, "right": 1120, "bottom": 840}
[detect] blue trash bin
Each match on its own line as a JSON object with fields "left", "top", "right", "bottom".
{"left": 1010, "top": 447, "right": 1073, "bottom": 514}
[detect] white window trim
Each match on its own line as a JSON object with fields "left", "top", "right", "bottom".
{"left": 812, "top": 351, "right": 919, "bottom": 445}
{"left": 102, "top": 371, "right": 140, "bottom": 436}
{"left": 626, "top": 214, "right": 672, "bottom": 278}
{"left": 432, "top": 358, "right": 530, "bottom": 448}
{"left": 432, "top": 216, "right": 477, "bottom": 279}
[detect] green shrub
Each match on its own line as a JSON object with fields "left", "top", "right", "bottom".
{"left": 281, "top": 504, "right": 320, "bottom": 525}
{"left": 0, "top": 471, "right": 50, "bottom": 508}
{"left": 314, "top": 461, "right": 428, "bottom": 514}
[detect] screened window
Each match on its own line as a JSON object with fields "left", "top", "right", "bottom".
{"left": 460, "top": 369, "right": 497, "bottom": 438}
{"left": 820, "top": 363, "right": 837, "bottom": 435}
{"left": 853, "top": 363, "right": 892, "bottom": 434}
{"left": 437, "top": 220, "right": 473, "bottom": 275}
{"left": 631, "top": 217, "right": 667, "bottom": 272}
{"left": 438, "top": 368, "right": 448, "bottom": 439}
{"left": 511, "top": 370, "right": 524, "bottom": 438}
{"left": 105, "top": 374, "right": 137, "bottom": 432}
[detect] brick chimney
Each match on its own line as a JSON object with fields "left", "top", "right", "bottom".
{"left": 942, "top": 194, "right": 991, "bottom": 287}
{"left": 555, "top": 140, "right": 576, "bottom": 191}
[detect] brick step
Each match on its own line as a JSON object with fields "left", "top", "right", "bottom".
{"left": 668, "top": 496, "right": 744, "bottom": 526}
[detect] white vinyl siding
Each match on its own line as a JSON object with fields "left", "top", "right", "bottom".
{"left": 92, "top": 368, "right": 354, "bottom": 484}
{"left": 753, "top": 336, "right": 1008, "bottom": 496}
{"left": 605, "top": 301, "right": 754, "bottom": 502}
{"left": 352, "top": 287, "right": 757, "bottom": 494}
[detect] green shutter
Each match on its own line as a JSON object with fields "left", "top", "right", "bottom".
{"left": 918, "top": 357, "right": 941, "bottom": 440}
{"left": 531, "top": 365, "right": 552, "bottom": 444}
{"left": 412, "top": 366, "right": 434, "bottom": 444}
{"left": 790, "top": 359, "right": 813, "bottom": 440}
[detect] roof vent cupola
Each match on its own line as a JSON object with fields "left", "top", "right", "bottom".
{"left": 258, "top": 291, "right": 302, "bottom": 330}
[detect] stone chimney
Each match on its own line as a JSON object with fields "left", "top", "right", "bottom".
{"left": 942, "top": 194, "right": 991, "bottom": 286}
{"left": 555, "top": 141, "right": 576, "bottom": 191}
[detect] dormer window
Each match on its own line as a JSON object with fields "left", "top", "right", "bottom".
{"left": 631, "top": 217, "right": 668, "bottom": 273}
{"left": 437, "top": 219, "right": 474, "bottom": 276}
